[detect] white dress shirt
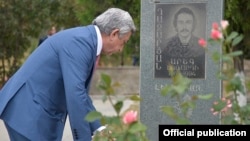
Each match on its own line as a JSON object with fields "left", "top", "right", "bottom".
{"left": 93, "top": 25, "right": 106, "bottom": 133}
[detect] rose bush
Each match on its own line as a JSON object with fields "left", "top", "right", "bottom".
{"left": 160, "top": 20, "right": 250, "bottom": 125}
{"left": 85, "top": 73, "right": 148, "bottom": 141}
{"left": 198, "top": 20, "right": 250, "bottom": 124}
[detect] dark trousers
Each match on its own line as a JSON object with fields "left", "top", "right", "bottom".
{"left": 4, "top": 122, "right": 30, "bottom": 141}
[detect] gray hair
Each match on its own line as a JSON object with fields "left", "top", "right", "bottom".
{"left": 92, "top": 8, "right": 136, "bottom": 37}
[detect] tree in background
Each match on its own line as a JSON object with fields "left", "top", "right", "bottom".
{"left": 224, "top": 0, "right": 250, "bottom": 71}
{"left": 0, "top": 0, "right": 140, "bottom": 88}
{"left": 0, "top": 0, "right": 81, "bottom": 88}
{"left": 6, "top": 1, "right": 250, "bottom": 88}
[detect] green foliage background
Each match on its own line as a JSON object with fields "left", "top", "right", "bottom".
{"left": 0, "top": 0, "right": 81, "bottom": 87}
{"left": 1, "top": 0, "right": 250, "bottom": 88}
{"left": 0, "top": 0, "right": 140, "bottom": 88}
{"left": 224, "top": 0, "right": 250, "bottom": 70}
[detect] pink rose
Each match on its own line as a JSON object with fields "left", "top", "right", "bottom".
{"left": 220, "top": 20, "right": 229, "bottom": 30}
{"left": 212, "top": 22, "right": 219, "bottom": 30}
{"left": 210, "top": 29, "right": 223, "bottom": 40}
{"left": 226, "top": 99, "right": 232, "bottom": 108}
{"left": 198, "top": 38, "right": 207, "bottom": 48}
{"left": 123, "top": 110, "right": 138, "bottom": 124}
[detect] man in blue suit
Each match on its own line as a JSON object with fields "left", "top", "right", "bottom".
{"left": 0, "top": 8, "right": 136, "bottom": 141}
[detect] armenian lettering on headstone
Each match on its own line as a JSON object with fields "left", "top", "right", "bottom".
{"left": 140, "top": 0, "right": 224, "bottom": 141}
{"left": 155, "top": 4, "right": 206, "bottom": 79}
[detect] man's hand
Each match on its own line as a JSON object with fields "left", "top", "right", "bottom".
{"left": 92, "top": 127, "right": 115, "bottom": 141}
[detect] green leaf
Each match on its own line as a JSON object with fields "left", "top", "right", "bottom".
{"left": 229, "top": 75, "right": 244, "bottom": 92}
{"left": 161, "top": 106, "right": 178, "bottom": 119}
{"left": 208, "top": 38, "right": 221, "bottom": 46}
{"left": 114, "top": 101, "right": 123, "bottom": 114}
{"left": 128, "top": 122, "right": 147, "bottom": 133}
{"left": 226, "top": 31, "right": 238, "bottom": 42}
{"left": 100, "top": 73, "right": 111, "bottom": 88}
{"left": 212, "top": 51, "right": 221, "bottom": 62}
{"left": 85, "top": 111, "right": 102, "bottom": 122}
{"left": 129, "top": 95, "right": 141, "bottom": 101}
{"left": 181, "top": 101, "right": 195, "bottom": 111}
{"left": 126, "top": 134, "right": 138, "bottom": 141}
{"left": 222, "top": 55, "right": 232, "bottom": 62}
{"left": 197, "top": 94, "right": 214, "bottom": 100}
{"left": 227, "top": 50, "right": 243, "bottom": 57}
{"left": 172, "top": 84, "right": 188, "bottom": 95}
{"left": 106, "top": 87, "right": 115, "bottom": 95}
{"left": 172, "top": 73, "right": 192, "bottom": 94}
{"left": 176, "top": 118, "right": 191, "bottom": 124}
{"left": 222, "top": 115, "right": 237, "bottom": 124}
{"left": 160, "top": 85, "right": 172, "bottom": 96}
{"left": 104, "top": 116, "right": 121, "bottom": 125}
{"left": 232, "top": 34, "right": 244, "bottom": 47}
{"left": 212, "top": 101, "right": 227, "bottom": 111}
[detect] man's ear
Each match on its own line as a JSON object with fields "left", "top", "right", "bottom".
{"left": 109, "top": 29, "right": 120, "bottom": 40}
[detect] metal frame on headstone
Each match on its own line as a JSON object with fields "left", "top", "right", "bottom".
{"left": 140, "top": 0, "right": 224, "bottom": 140}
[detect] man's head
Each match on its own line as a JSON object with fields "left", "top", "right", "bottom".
{"left": 92, "top": 8, "right": 136, "bottom": 55}
{"left": 173, "top": 7, "right": 195, "bottom": 40}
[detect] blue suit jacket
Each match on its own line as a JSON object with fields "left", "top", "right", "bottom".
{"left": 0, "top": 25, "right": 101, "bottom": 141}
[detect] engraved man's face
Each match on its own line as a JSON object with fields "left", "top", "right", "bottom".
{"left": 176, "top": 13, "right": 194, "bottom": 39}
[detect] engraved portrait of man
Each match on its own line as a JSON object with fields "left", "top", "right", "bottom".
{"left": 155, "top": 4, "right": 206, "bottom": 79}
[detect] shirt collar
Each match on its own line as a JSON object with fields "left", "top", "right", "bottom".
{"left": 94, "top": 25, "right": 102, "bottom": 56}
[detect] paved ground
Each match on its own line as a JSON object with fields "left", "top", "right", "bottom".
{"left": 0, "top": 95, "right": 136, "bottom": 141}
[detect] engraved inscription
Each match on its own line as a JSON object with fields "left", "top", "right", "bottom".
{"left": 155, "top": 7, "right": 163, "bottom": 71}
{"left": 155, "top": 83, "right": 202, "bottom": 92}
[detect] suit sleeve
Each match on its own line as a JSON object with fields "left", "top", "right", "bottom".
{"left": 58, "top": 37, "right": 101, "bottom": 140}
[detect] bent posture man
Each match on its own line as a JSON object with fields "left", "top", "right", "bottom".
{"left": 0, "top": 8, "right": 136, "bottom": 141}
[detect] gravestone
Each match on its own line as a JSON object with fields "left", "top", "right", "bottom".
{"left": 140, "top": 0, "right": 224, "bottom": 140}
